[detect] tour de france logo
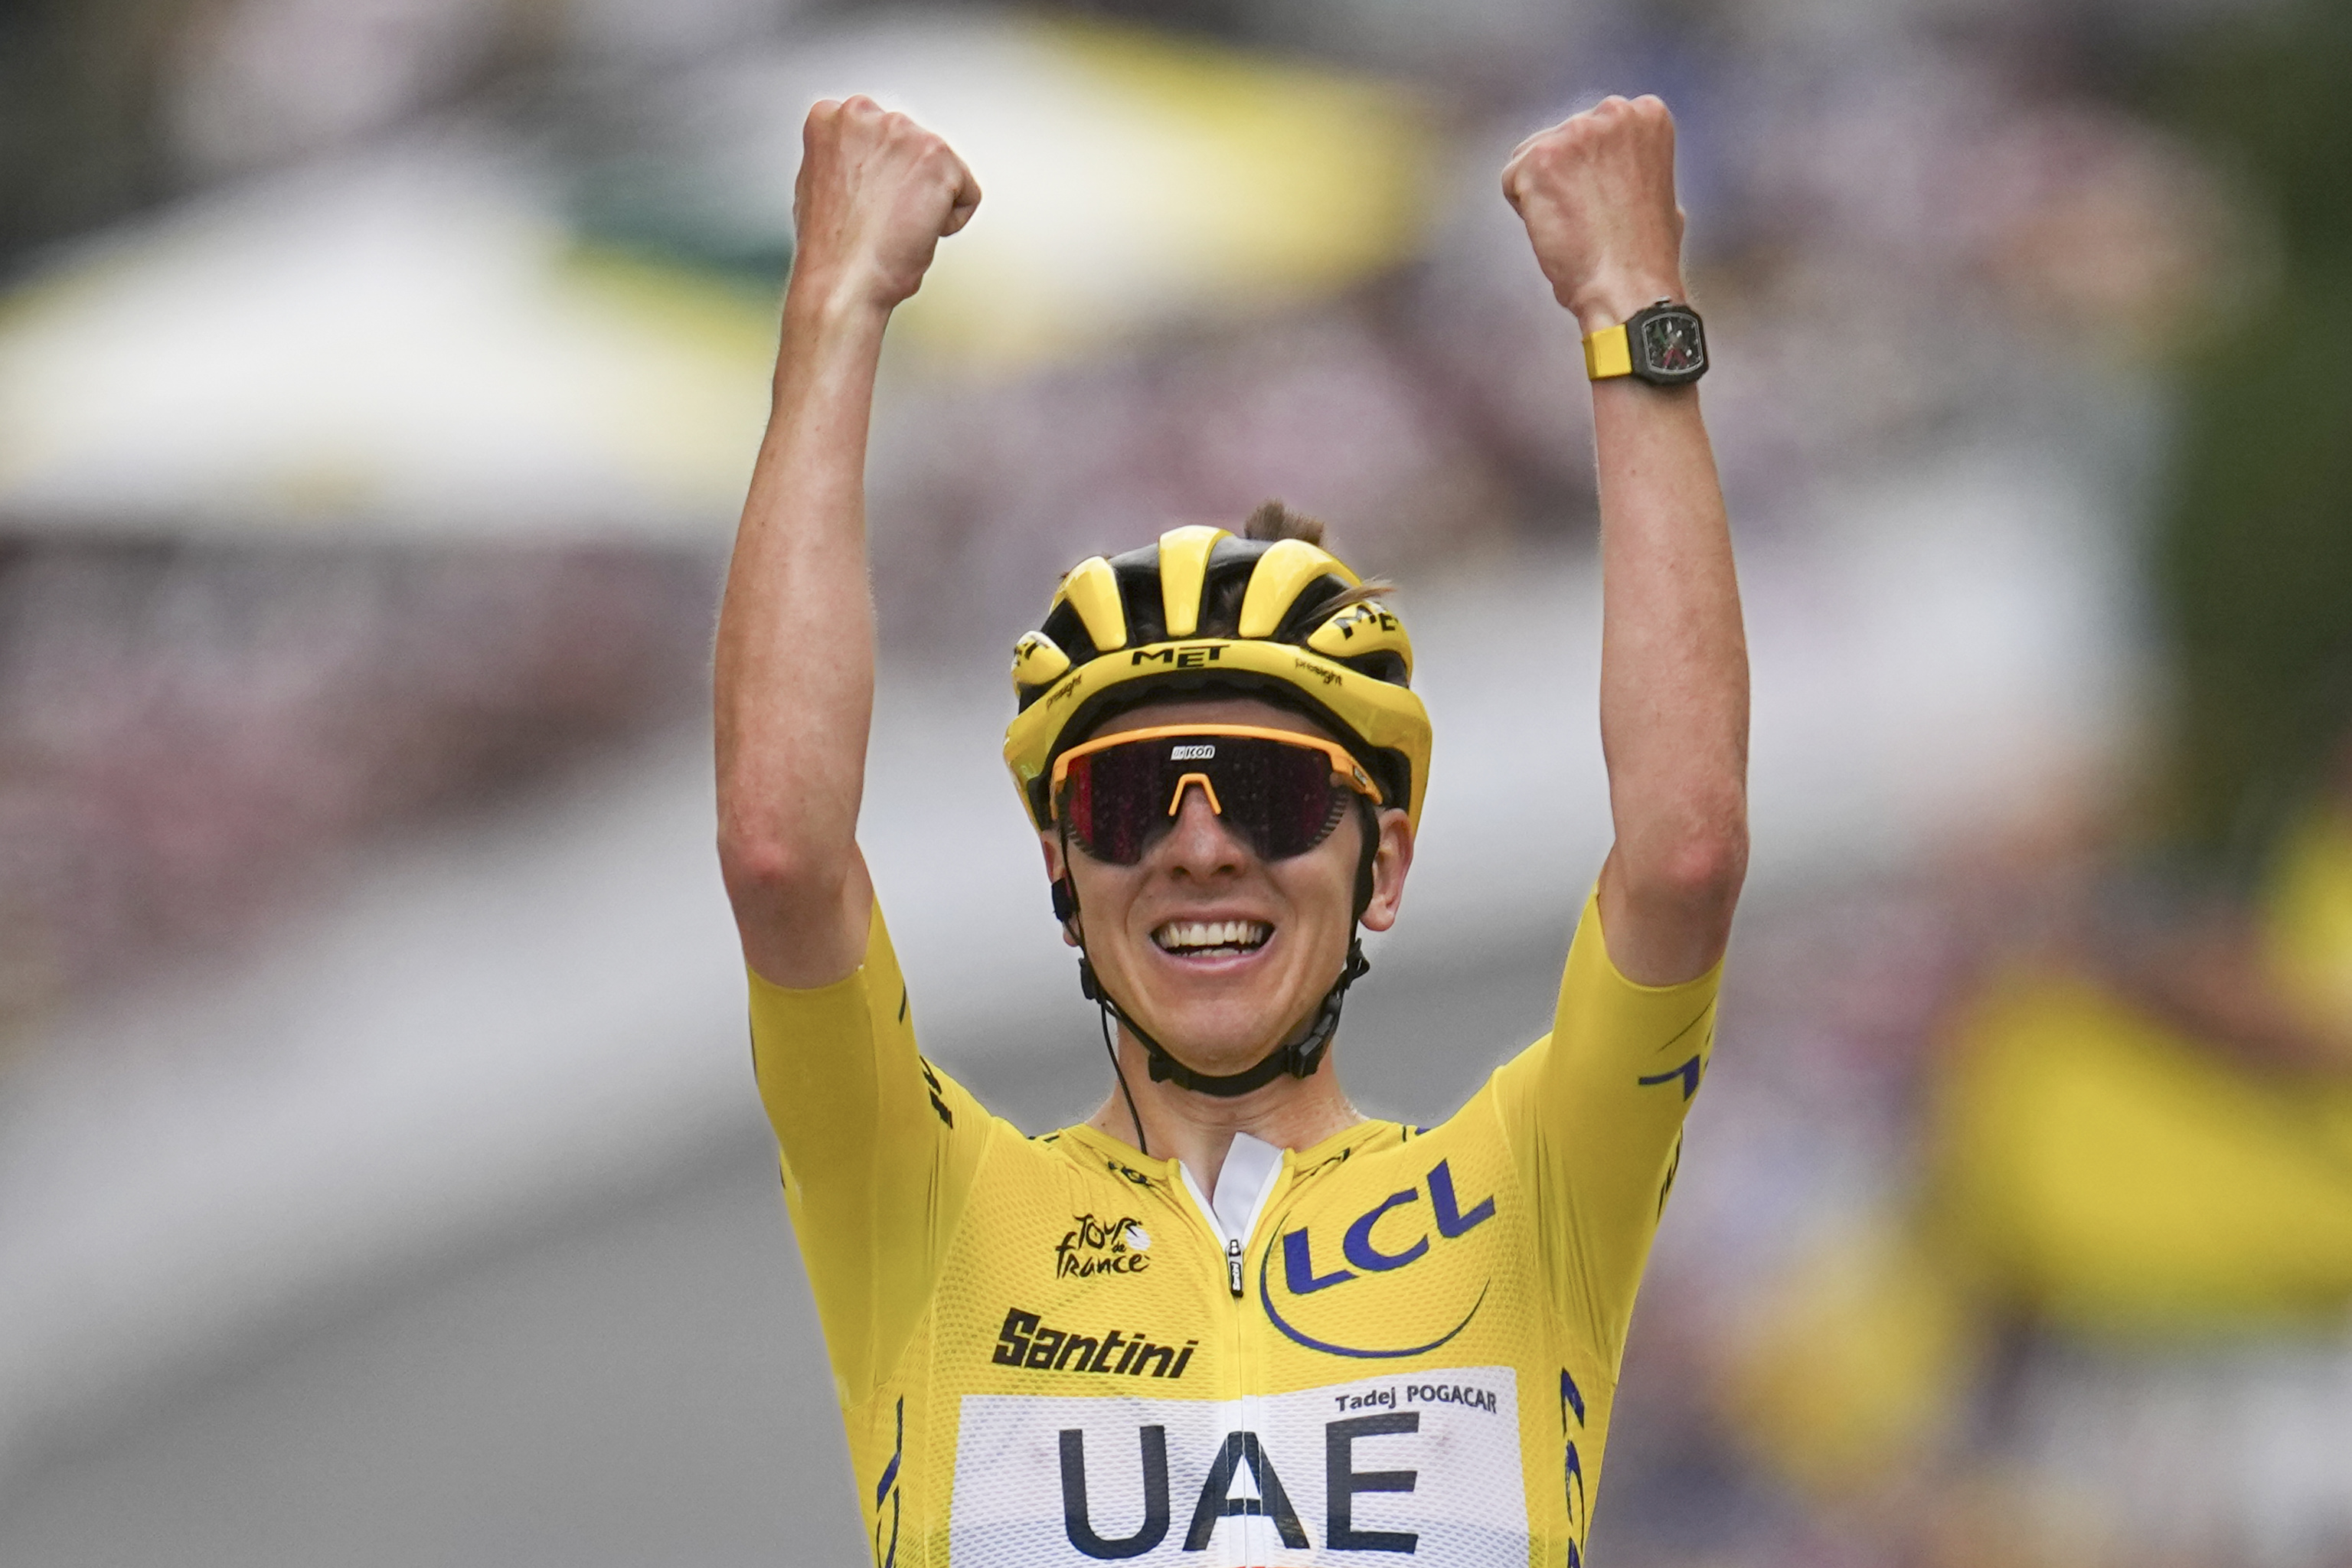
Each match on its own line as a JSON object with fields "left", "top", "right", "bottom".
{"left": 1057, "top": 1214, "right": 1152, "bottom": 1279}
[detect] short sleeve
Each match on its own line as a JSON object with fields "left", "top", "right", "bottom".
{"left": 1487, "top": 886, "right": 1722, "bottom": 1367}
{"left": 748, "top": 899, "right": 994, "bottom": 1402}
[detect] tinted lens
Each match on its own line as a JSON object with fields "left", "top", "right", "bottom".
{"left": 1213, "top": 738, "right": 1349, "bottom": 859}
{"left": 1059, "top": 735, "right": 1348, "bottom": 865}
{"left": 1061, "top": 742, "right": 1165, "bottom": 864}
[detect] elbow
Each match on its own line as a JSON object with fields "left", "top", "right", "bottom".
{"left": 1631, "top": 807, "right": 1749, "bottom": 923}
{"left": 717, "top": 819, "right": 851, "bottom": 919}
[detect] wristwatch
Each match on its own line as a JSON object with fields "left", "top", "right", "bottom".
{"left": 1582, "top": 299, "right": 1708, "bottom": 386}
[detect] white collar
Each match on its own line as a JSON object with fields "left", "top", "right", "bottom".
{"left": 1179, "top": 1131, "right": 1285, "bottom": 1249}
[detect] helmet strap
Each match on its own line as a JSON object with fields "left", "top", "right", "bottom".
{"left": 1058, "top": 806, "right": 1380, "bottom": 1104}
{"left": 1097, "top": 937, "right": 1369, "bottom": 1097}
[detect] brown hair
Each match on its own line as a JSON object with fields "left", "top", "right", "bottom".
{"left": 1242, "top": 498, "right": 1325, "bottom": 545}
{"left": 1045, "top": 499, "right": 1393, "bottom": 652}
{"left": 1217, "top": 499, "right": 1393, "bottom": 626}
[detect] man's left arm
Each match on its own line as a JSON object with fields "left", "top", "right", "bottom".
{"left": 1505, "top": 94, "right": 1749, "bottom": 983}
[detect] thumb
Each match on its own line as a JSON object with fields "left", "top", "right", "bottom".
{"left": 942, "top": 161, "right": 982, "bottom": 237}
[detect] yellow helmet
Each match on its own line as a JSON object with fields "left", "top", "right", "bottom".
{"left": 1003, "top": 523, "right": 1432, "bottom": 835}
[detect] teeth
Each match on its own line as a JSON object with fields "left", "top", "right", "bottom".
{"left": 1155, "top": 920, "right": 1272, "bottom": 952}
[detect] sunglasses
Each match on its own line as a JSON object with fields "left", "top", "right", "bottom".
{"left": 1050, "top": 724, "right": 1383, "bottom": 867}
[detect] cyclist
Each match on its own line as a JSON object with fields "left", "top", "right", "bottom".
{"left": 717, "top": 90, "right": 1747, "bottom": 1568}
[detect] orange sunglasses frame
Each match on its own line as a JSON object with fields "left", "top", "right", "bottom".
{"left": 1047, "top": 723, "right": 1383, "bottom": 827}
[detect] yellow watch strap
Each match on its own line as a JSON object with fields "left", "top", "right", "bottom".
{"left": 1582, "top": 322, "right": 1633, "bottom": 381}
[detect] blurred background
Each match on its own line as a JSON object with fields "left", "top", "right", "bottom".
{"left": 2, "top": 0, "right": 2349, "bottom": 1563}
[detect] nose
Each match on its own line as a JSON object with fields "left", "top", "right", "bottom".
{"left": 1158, "top": 782, "right": 1250, "bottom": 876}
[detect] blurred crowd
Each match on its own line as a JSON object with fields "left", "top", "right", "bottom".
{"left": 0, "top": 543, "right": 713, "bottom": 1044}
{"left": 5, "top": 0, "right": 2350, "bottom": 1562}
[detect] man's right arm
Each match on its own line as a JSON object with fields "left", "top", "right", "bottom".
{"left": 715, "top": 97, "right": 977, "bottom": 985}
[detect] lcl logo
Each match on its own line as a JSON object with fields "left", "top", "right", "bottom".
{"left": 1260, "top": 1160, "right": 1495, "bottom": 1360}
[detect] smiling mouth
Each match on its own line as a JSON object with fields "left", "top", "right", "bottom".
{"left": 1152, "top": 919, "right": 1272, "bottom": 958}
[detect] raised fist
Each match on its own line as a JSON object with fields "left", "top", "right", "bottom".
{"left": 1501, "top": 95, "right": 1687, "bottom": 332}
{"left": 792, "top": 96, "right": 980, "bottom": 313}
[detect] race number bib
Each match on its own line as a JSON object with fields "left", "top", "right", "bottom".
{"left": 950, "top": 1369, "right": 1527, "bottom": 1565}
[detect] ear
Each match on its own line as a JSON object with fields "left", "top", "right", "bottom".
{"left": 1358, "top": 808, "right": 1414, "bottom": 933}
{"left": 1040, "top": 831, "right": 1081, "bottom": 947}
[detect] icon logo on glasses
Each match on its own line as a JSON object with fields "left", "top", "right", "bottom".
{"left": 1170, "top": 744, "right": 1216, "bottom": 760}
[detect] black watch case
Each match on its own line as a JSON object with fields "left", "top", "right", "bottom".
{"left": 1627, "top": 300, "right": 1707, "bottom": 386}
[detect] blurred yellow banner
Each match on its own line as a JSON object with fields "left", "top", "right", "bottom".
{"left": 880, "top": 18, "right": 1433, "bottom": 362}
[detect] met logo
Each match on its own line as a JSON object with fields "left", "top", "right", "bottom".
{"left": 1261, "top": 1160, "right": 1496, "bottom": 1360}
{"left": 1131, "top": 644, "right": 1226, "bottom": 669}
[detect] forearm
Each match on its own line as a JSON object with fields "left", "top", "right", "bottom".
{"left": 1500, "top": 94, "right": 1749, "bottom": 981}
{"left": 1592, "top": 374, "right": 1749, "bottom": 982}
{"left": 714, "top": 283, "right": 891, "bottom": 978}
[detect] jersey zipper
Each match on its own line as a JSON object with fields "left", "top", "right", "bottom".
{"left": 1171, "top": 1143, "right": 1291, "bottom": 1566}
{"left": 1230, "top": 1152, "right": 1289, "bottom": 1566}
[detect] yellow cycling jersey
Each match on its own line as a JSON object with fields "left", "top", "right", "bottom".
{"left": 749, "top": 887, "right": 1718, "bottom": 1567}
